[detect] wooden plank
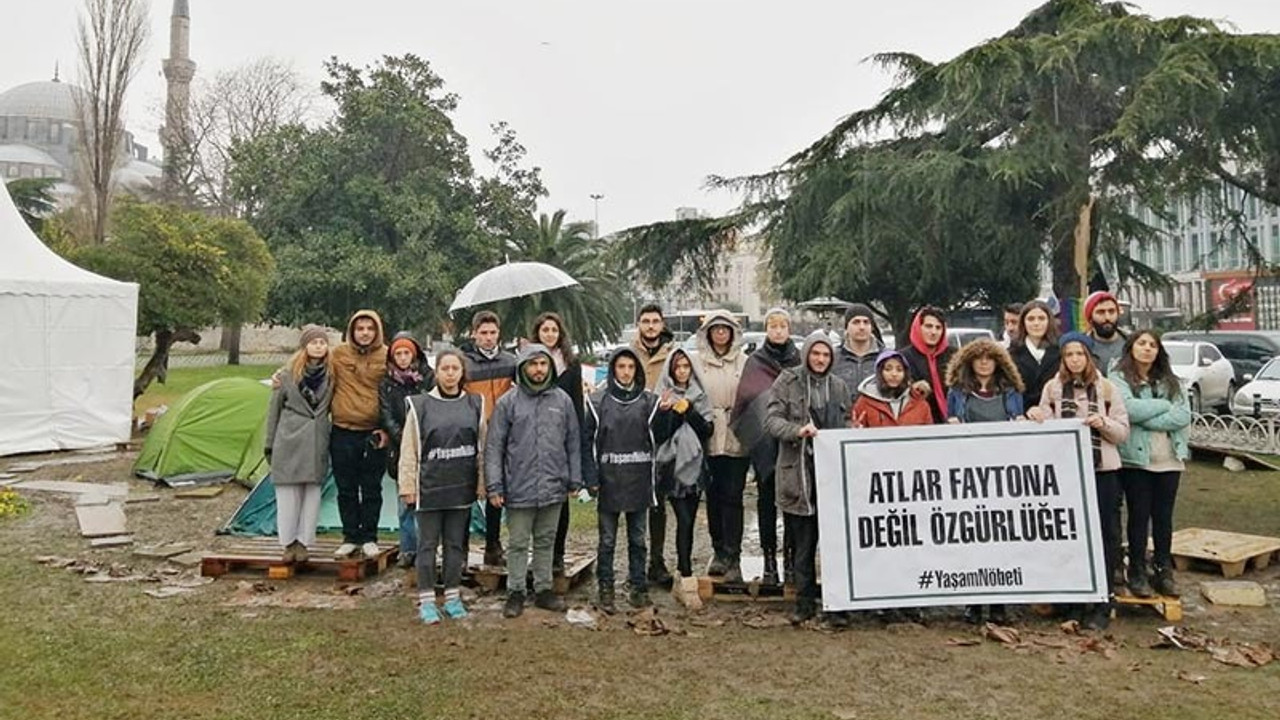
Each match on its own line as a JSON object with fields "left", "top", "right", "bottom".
{"left": 174, "top": 485, "right": 225, "bottom": 499}
{"left": 133, "top": 543, "right": 196, "bottom": 560}
{"left": 89, "top": 535, "right": 134, "bottom": 548}
{"left": 1115, "top": 593, "right": 1183, "bottom": 622}
{"left": 200, "top": 541, "right": 399, "bottom": 580}
{"left": 74, "top": 502, "right": 127, "bottom": 538}
{"left": 125, "top": 494, "right": 162, "bottom": 504}
{"left": 15, "top": 480, "right": 128, "bottom": 497}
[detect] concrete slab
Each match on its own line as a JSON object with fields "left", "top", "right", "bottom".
{"left": 1201, "top": 580, "right": 1268, "bottom": 607}
{"left": 75, "top": 502, "right": 127, "bottom": 538}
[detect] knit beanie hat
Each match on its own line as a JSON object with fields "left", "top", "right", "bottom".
{"left": 390, "top": 337, "right": 419, "bottom": 358}
{"left": 844, "top": 303, "right": 875, "bottom": 326}
{"left": 299, "top": 325, "right": 328, "bottom": 349}
{"left": 1059, "top": 331, "right": 1096, "bottom": 353}
{"left": 764, "top": 307, "right": 791, "bottom": 326}
{"left": 1083, "top": 291, "right": 1118, "bottom": 325}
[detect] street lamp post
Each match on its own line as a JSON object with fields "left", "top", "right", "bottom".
{"left": 590, "top": 193, "right": 604, "bottom": 239}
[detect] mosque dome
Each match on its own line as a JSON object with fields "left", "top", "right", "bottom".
{"left": 0, "top": 80, "right": 85, "bottom": 123}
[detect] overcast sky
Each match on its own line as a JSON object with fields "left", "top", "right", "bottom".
{"left": 3, "top": 1, "right": 1278, "bottom": 233}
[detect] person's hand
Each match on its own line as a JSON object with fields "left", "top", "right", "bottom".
{"left": 911, "top": 380, "right": 931, "bottom": 396}
{"left": 947, "top": 417, "right": 961, "bottom": 425}
{"left": 798, "top": 423, "right": 819, "bottom": 439}
{"left": 488, "top": 494, "right": 505, "bottom": 508}
{"left": 851, "top": 412, "right": 868, "bottom": 429}
{"left": 372, "top": 430, "right": 389, "bottom": 449}
{"left": 400, "top": 493, "right": 417, "bottom": 506}
{"left": 658, "top": 389, "right": 676, "bottom": 410}
{"left": 270, "top": 371, "right": 283, "bottom": 390}
{"left": 1085, "top": 414, "right": 1106, "bottom": 430}
{"left": 1026, "top": 406, "right": 1046, "bottom": 423}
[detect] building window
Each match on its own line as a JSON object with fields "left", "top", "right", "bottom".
{"left": 4, "top": 164, "right": 15, "bottom": 178}
{"left": 49, "top": 122, "right": 61, "bottom": 144}
{"left": 27, "top": 119, "right": 45, "bottom": 142}
{"left": 1249, "top": 196, "right": 1259, "bottom": 220}
{"left": 1272, "top": 225, "right": 1280, "bottom": 261}
{"left": 0, "top": 117, "right": 6, "bottom": 138}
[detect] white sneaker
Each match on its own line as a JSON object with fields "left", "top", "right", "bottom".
{"left": 334, "top": 542, "right": 358, "bottom": 558}
{"left": 361, "top": 541, "right": 380, "bottom": 557}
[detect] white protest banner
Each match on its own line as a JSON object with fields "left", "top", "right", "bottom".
{"left": 814, "top": 419, "right": 1108, "bottom": 611}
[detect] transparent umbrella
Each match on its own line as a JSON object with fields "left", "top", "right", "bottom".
{"left": 449, "top": 262, "right": 580, "bottom": 314}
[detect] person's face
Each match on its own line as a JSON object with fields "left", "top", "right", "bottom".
{"left": 352, "top": 318, "right": 377, "bottom": 346}
{"left": 974, "top": 355, "right": 996, "bottom": 379}
{"left": 436, "top": 355, "right": 463, "bottom": 391}
{"left": 392, "top": 346, "right": 415, "bottom": 370}
{"left": 638, "top": 312, "right": 664, "bottom": 342}
{"left": 305, "top": 337, "right": 328, "bottom": 359}
{"left": 614, "top": 356, "right": 637, "bottom": 386}
{"left": 808, "top": 343, "right": 833, "bottom": 374}
{"left": 921, "top": 316, "right": 944, "bottom": 347}
{"left": 710, "top": 325, "right": 732, "bottom": 348}
{"left": 524, "top": 355, "right": 551, "bottom": 384}
{"left": 1063, "top": 343, "right": 1089, "bottom": 375}
{"left": 1091, "top": 301, "right": 1120, "bottom": 337}
{"left": 765, "top": 316, "right": 790, "bottom": 344}
{"left": 1023, "top": 308, "right": 1050, "bottom": 341}
{"left": 474, "top": 322, "right": 499, "bottom": 351}
{"left": 1003, "top": 312, "right": 1021, "bottom": 338}
{"left": 537, "top": 319, "right": 561, "bottom": 349}
{"left": 1131, "top": 334, "right": 1160, "bottom": 366}
{"left": 881, "top": 358, "right": 906, "bottom": 388}
{"left": 847, "top": 316, "right": 873, "bottom": 343}
{"left": 673, "top": 354, "right": 692, "bottom": 385}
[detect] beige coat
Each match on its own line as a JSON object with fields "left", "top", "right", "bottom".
{"left": 694, "top": 310, "right": 747, "bottom": 457}
{"left": 1037, "top": 374, "right": 1130, "bottom": 472}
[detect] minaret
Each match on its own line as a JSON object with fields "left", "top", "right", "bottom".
{"left": 161, "top": 0, "right": 196, "bottom": 195}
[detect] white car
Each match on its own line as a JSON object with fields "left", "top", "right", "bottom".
{"left": 1231, "top": 358, "right": 1280, "bottom": 416}
{"left": 1164, "top": 340, "right": 1235, "bottom": 413}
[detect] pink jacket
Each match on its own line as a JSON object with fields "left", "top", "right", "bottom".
{"left": 1037, "top": 374, "right": 1130, "bottom": 472}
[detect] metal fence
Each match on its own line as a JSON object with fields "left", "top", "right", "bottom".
{"left": 1190, "top": 412, "right": 1280, "bottom": 455}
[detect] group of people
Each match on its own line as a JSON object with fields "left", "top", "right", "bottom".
{"left": 262, "top": 289, "right": 1191, "bottom": 631}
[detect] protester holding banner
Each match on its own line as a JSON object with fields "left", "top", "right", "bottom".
{"left": 851, "top": 349, "right": 933, "bottom": 428}
{"left": 528, "top": 312, "right": 587, "bottom": 579}
{"left": 764, "top": 331, "right": 851, "bottom": 625}
{"left": 1028, "top": 332, "right": 1130, "bottom": 629}
{"left": 379, "top": 332, "right": 435, "bottom": 569}
{"left": 901, "top": 306, "right": 954, "bottom": 424}
{"left": 695, "top": 310, "right": 750, "bottom": 581}
{"left": 731, "top": 307, "right": 801, "bottom": 585}
{"left": 398, "top": 350, "right": 486, "bottom": 624}
{"left": 944, "top": 337, "right": 1025, "bottom": 624}
{"left": 1112, "top": 331, "right": 1191, "bottom": 599}
{"left": 1009, "top": 300, "right": 1061, "bottom": 410}
{"left": 264, "top": 325, "right": 334, "bottom": 564}
{"left": 653, "top": 349, "right": 714, "bottom": 580}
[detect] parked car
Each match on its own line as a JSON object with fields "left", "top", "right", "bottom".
{"left": 1162, "top": 330, "right": 1280, "bottom": 387}
{"left": 1231, "top": 357, "right": 1280, "bottom": 416}
{"left": 1163, "top": 340, "right": 1235, "bottom": 413}
{"left": 947, "top": 327, "right": 995, "bottom": 349}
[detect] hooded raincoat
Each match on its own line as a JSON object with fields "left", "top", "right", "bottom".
{"left": 693, "top": 310, "right": 748, "bottom": 457}
{"left": 653, "top": 348, "right": 714, "bottom": 499}
{"left": 331, "top": 309, "right": 388, "bottom": 431}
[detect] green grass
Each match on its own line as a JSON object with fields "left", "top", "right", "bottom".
{"left": 1175, "top": 461, "right": 1280, "bottom": 537}
{"left": 134, "top": 364, "right": 278, "bottom": 415}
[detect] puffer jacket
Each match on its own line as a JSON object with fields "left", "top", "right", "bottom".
{"left": 764, "top": 332, "right": 850, "bottom": 517}
{"left": 331, "top": 309, "right": 388, "bottom": 431}
{"left": 484, "top": 344, "right": 583, "bottom": 508}
{"left": 1112, "top": 373, "right": 1192, "bottom": 467}
{"left": 1037, "top": 374, "right": 1130, "bottom": 472}
{"left": 693, "top": 310, "right": 748, "bottom": 457}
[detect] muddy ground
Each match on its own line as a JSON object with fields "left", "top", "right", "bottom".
{"left": 0, "top": 449, "right": 1277, "bottom": 719}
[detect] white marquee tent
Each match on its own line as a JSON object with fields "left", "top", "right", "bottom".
{"left": 0, "top": 184, "right": 138, "bottom": 455}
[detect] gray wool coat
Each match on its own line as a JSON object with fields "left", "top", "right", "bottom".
{"left": 264, "top": 367, "right": 333, "bottom": 486}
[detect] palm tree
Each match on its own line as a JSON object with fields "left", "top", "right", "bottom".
{"left": 486, "top": 209, "right": 627, "bottom": 350}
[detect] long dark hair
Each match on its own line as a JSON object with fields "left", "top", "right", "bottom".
{"left": 1116, "top": 330, "right": 1182, "bottom": 400}
{"left": 1015, "top": 300, "right": 1061, "bottom": 348}
{"left": 433, "top": 348, "right": 469, "bottom": 389}
{"left": 530, "top": 311, "right": 577, "bottom": 364}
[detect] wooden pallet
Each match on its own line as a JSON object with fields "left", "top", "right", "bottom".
{"left": 1115, "top": 593, "right": 1183, "bottom": 622}
{"left": 696, "top": 576, "right": 798, "bottom": 603}
{"left": 200, "top": 537, "right": 399, "bottom": 582}
{"left": 465, "top": 552, "right": 596, "bottom": 594}
{"left": 1170, "top": 527, "right": 1280, "bottom": 578}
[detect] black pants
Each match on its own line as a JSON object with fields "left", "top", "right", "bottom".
{"left": 784, "top": 512, "right": 819, "bottom": 600}
{"left": 553, "top": 500, "right": 570, "bottom": 566}
{"left": 415, "top": 508, "right": 469, "bottom": 590}
{"left": 485, "top": 500, "right": 503, "bottom": 549}
{"left": 330, "top": 427, "right": 387, "bottom": 544}
{"left": 706, "top": 455, "right": 749, "bottom": 560}
{"left": 649, "top": 499, "right": 668, "bottom": 569}
{"left": 1121, "top": 468, "right": 1181, "bottom": 569}
{"left": 668, "top": 493, "right": 700, "bottom": 577}
{"left": 1095, "top": 470, "right": 1123, "bottom": 591}
{"left": 757, "top": 471, "right": 779, "bottom": 555}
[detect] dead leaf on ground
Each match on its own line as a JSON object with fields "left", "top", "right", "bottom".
{"left": 1176, "top": 670, "right": 1207, "bottom": 685}
{"left": 831, "top": 710, "right": 858, "bottom": 720}
{"left": 739, "top": 611, "right": 790, "bottom": 630}
{"left": 984, "top": 623, "right": 1021, "bottom": 645}
{"left": 1059, "top": 619, "right": 1081, "bottom": 635}
{"left": 688, "top": 616, "right": 726, "bottom": 628}
{"left": 945, "top": 637, "right": 981, "bottom": 647}
{"left": 628, "top": 607, "right": 669, "bottom": 636}
{"left": 1210, "top": 644, "right": 1275, "bottom": 668}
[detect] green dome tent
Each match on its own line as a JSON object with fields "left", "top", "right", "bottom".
{"left": 134, "top": 377, "right": 271, "bottom": 486}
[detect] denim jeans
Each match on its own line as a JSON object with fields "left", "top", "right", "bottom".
{"left": 598, "top": 509, "right": 647, "bottom": 591}
{"left": 398, "top": 498, "right": 417, "bottom": 555}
